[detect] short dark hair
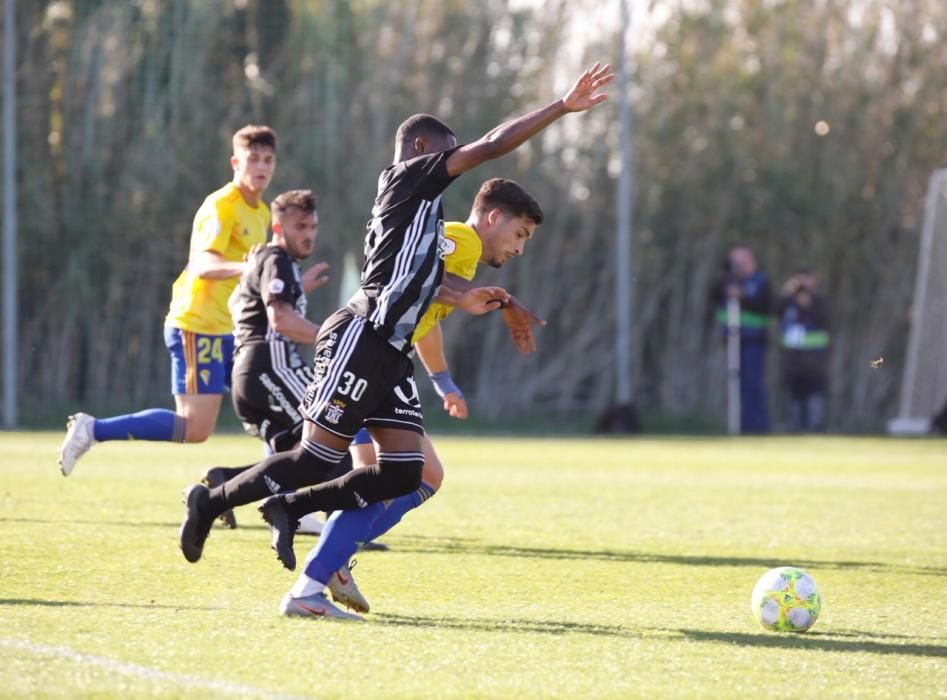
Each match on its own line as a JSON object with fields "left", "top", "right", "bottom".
{"left": 472, "top": 178, "right": 544, "bottom": 225}
{"left": 395, "top": 113, "right": 454, "bottom": 147}
{"left": 233, "top": 124, "right": 277, "bottom": 152}
{"left": 271, "top": 189, "right": 316, "bottom": 219}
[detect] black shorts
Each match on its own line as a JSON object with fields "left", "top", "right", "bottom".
{"left": 300, "top": 309, "right": 424, "bottom": 439}
{"left": 231, "top": 344, "right": 314, "bottom": 448}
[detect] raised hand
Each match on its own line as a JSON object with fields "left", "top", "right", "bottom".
{"left": 502, "top": 295, "right": 547, "bottom": 354}
{"left": 302, "top": 261, "right": 330, "bottom": 293}
{"left": 456, "top": 286, "right": 512, "bottom": 316}
{"left": 562, "top": 62, "right": 614, "bottom": 113}
{"left": 443, "top": 392, "right": 469, "bottom": 420}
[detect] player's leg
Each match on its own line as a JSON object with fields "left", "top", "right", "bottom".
{"left": 297, "top": 425, "right": 374, "bottom": 536}
{"left": 258, "top": 368, "right": 427, "bottom": 570}
{"left": 287, "top": 433, "right": 442, "bottom": 612}
{"left": 57, "top": 327, "right": 229, "bottom": 475}
{"left": 178, "top": 311, "right": 375, "bottom": 563}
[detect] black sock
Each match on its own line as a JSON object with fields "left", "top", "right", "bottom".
{"left": 205, "top": 441, "right": 349, "bottom": 518}
{"left": 213, "top": 464, "right": 255, "bottom": 481}
{"left": 284, "top": 450, "right": 423, "bottom": 518}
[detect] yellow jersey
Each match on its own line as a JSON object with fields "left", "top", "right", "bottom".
{"left": 414, "top": 221, "right": 481, "bottom": 343}
{"left": 165, "top": 183, "right": 270, "bottom": 334}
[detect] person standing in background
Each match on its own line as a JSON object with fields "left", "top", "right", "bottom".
{"left": 778, "top": 269, "right": 830, "bottom": 432}
{"left": 715, "top": 246, "right": 772, "bottom": 434}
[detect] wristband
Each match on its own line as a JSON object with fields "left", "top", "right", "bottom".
{"left": 429, "top": 370, "right": 462, "bottom": 399}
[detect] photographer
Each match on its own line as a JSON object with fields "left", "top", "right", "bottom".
{"left": 777, "top": 269, "right": 830, "bottom": 432}
{"left": 713, "top": 246, "right": 772, "bottom": 433}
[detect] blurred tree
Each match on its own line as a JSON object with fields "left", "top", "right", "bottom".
{"left": 10, "top": 0, "right": 947, "bottom": 431}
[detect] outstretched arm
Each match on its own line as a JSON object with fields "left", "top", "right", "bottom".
{"left": 435, "top": 272, "right": 510, "bottom": 314}
{"left": 445, "top": 62, "right": 613, "bottom": 177}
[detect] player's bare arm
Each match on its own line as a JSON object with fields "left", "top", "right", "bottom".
{"left": 301, "top": 261, "right": 330, "bottom": 293}
{"left": 445, "top": 62, "right": 613, "bottom": 177}
{"left": 191, "top": 250, "right": 247, "bottom": 280}
{"left": 436, "top": 275, "right": 511, "bottom": 314}
{"left": 414, "top": 324, "right": 469, "bottom": 420}
{"left": 266, "top": 299, "right": 319, "bottom": 344}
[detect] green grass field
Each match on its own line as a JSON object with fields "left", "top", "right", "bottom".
{"left": 1, "top": 433, "right": 945, "bottom": 698}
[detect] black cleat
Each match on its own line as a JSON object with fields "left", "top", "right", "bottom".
{"left": 258, "top": 495, "right": 300, "bottom": 571}
{"left": 201, "top": 467, "right": 237, "bottom": 529}
{"left": 179, "top": 484, "right": 213, "bottom": 563}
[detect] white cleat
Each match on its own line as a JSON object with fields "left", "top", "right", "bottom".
{"left": 279, "top": 592, "right": 364, "bottom": 621}
{"left": 327, "top": 561, "right": 370, "bottom": 613}
{"left": 296, "top": 513, "right": 324, "bottom": 536}
{"left": 58, "top": 413, "right": 97, "bottom": 477}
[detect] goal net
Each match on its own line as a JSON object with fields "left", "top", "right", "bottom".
{"left": 889, "top": 168, "right": 947, "bottom": 434}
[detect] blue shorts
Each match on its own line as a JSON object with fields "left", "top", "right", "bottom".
{"left": 353, "top": 427, "right": 372, "bottom": 445}
{"left": 164, "top": 327, "right": 234, "bottom": 395}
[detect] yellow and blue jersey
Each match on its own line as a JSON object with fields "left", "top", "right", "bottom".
{"left": 165, "top": 182, "right": 270, "bottom": 335}
{"left": 413, "top": 221, "right": 481, "bottom": 343}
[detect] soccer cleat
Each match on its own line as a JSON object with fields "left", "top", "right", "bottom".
{"left": 327, "top": 560, "right": 370, "bottom": 614}
{"left": 57, "top": 413, "right": 97, "bottom": 477}
{"left": 296, "top": 513, "right": 324, "bottom": 536}
{"left": 278, "top": 592, "right": 364, "bottom": 621}
{"left": 179, "top": 484, "right": 213, "bottom": 563}
{"left": 258, "top": 496, "right": 300, "bottom": 571}
{"left": 201, "top": 467, "right": 237, "bottom": 529}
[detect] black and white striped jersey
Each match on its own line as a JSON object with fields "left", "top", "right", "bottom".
{"left": 346, "top": 146, "right": 460, "bottom": 352}
{"left": 232, "top": 245, "right": 307, "bottom": 367}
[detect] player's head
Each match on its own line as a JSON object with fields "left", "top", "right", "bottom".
{"left": 469, "top": 179, "right": 544, "bottom": 268}
{"left": 231, "top": 125, "right": 277, "bottom": 196}
{"left": 393, "top": 114, "right": 456, "bottom": 163}
{"left": 271, "top": 189, "right": 318, "bottom": 261}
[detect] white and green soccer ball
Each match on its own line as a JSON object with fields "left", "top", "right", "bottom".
{"left": 751, "top": 566, "right": 821, "bottom": 633}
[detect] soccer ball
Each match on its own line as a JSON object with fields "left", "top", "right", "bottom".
{"left": 750, "top": 566, "right": 821, "bottom": 633}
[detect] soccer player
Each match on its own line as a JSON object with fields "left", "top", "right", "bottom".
{"left": 58, "top": 125, "right": 283, "bottom": 475}
{"left": 179, "top": 64, "right": 614, "bottom": 618}
{"left": 203, "top": 188, "right": 330, "bottom": 530}
{"left": 289, "top": 178, "right": 544, "bottom": 619}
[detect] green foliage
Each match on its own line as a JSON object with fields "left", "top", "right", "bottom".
{"left": 12, "top": 0, "right": 947, "bottom": 430}
{"left": 1, "top": 433, "right": 946, "bottom": 696}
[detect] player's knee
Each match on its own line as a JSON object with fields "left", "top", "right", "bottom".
{"left": 180, "top": 411, "right": 218, "bottom": 442}
{"left": 421, "top": 457, "right": 444, "bottom": 492}
{"left": 184, "top": 424, "right": 213, "bottom": 443}
{"left": 377, "top": 452, "right": 424, "bottom": 495}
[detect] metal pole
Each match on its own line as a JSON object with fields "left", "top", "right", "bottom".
{"left": 615, "top": 0, "right": 633, "bottom": 405}
{"left": 2, "top": 0, "right": 17, "bottom": 427}
{"left": 726, "top": 297, "right": 741, "bottom": 435}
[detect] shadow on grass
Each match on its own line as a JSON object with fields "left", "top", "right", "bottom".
{"left": 384, "top": 536, "right": 947, "bottom": 577}
{"left": 674, "top": 628, "right": 947, "bottom": 658}
{"left": 0, "top": 517, "right": 182, "bottom": 529}
{"left": 374, "top": 612, "right": 642, "bottom": 639}
{"left": 373, "top": 615, "right": 947, "bottom": 658}
{"left": 0, "top": 597, "right": 220, "bottom": 611}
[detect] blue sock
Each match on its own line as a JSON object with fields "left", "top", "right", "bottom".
{"left": 364, "top": 482, "right": 436, "bottom": 543}
{"left": 302, "top": 482, "right": 436, "bottom": 584}
{"left": 93, "top": 409, "right": 186, "bottom": 442}
{"left": 303, "top": 502, "right": 385, "bottom": 584}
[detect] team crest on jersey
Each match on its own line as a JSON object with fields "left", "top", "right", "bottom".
{"left": 436, "top": 220, "right": 451, "bottom": 259}
{"left": 268, "top": 278, "right": 285, "bottom": 295}
{"left": 200, "top": 369, "right": 211, "bottom": 386}
{"left": 324, "top": 399, "right": 345, "bottom": 425}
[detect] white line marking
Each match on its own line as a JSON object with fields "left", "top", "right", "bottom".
{"left": 0, "top": 638, "right": 313, "bottom": 699}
